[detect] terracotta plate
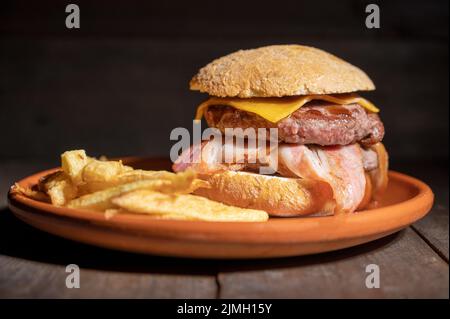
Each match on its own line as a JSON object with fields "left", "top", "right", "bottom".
{"left": 7, "top": 158, "right": 434, "bottom": 259}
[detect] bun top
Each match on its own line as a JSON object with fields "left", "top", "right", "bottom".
{"left": 190, "top": 45, "right": 375, "bottom": 98}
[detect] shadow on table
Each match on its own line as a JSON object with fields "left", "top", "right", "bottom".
{"left": 0, "top": 207, "right": 401, "bottom": 275}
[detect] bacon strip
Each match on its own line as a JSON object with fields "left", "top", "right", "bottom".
{"left": 278, "top": 144, "right": 366, "bottom": 213}
{"left": 173, "top": 140, "right": 370, "bottom": 213}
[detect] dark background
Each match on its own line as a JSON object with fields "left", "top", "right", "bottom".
{"left": 0, "top": 0, "right": 448, "bottom": 168}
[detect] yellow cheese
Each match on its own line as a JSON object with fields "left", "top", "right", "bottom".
{"left": 195, "top": 93, "right": 379, "bottom": 123}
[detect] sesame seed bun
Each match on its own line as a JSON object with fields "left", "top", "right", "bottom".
{"left": 190, "top": 45, "right": 375, "bottom": 98}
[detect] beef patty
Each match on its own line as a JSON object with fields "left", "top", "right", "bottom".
{"left": 204, "top": 101, "right": 384, "bottom": 146}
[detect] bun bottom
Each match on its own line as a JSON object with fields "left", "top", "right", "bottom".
{"left": 194, "top": 171, "right": 336, "bottom": 217}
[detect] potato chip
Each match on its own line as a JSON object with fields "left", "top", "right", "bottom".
{"left": 112, "top": 190, "right": 269, "bottom": 222}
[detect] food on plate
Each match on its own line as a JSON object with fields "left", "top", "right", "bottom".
{"left": 38, "top": 170, "right": 78, "bottom": 205}
{"left": 173, "top": 44, "right": 389, "bottom": 216}
{"left": 67, "top": 174, "right": 193, "bottom": 211}
{"left": 194, "top": 171, "right": 336, "bottom": 216}
{"left": 112, "top": 190, "right": 269, "bottom": 222}
{"left": 12, "top": 150, "right": 268, "bottom": 222}
{"left": 61, "top": 149, "right": 93, "bottom": 184}
{"left": 12, "top": 183, "right": 50, "bottom": 203}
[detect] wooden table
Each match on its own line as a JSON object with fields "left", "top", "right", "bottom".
{"left": 0, "top": 161, "right": 448, "bottom": 298}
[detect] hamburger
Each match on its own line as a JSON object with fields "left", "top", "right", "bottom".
{"left": 173, "top": 45, "right": 388, "bottom": 216}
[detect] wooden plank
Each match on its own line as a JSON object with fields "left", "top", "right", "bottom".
{"left": 397, "top": 162, "right": 449, "bottom": 261}
{"left": 217, "top": 229, "right": 449, "bottom": 298}
{"left": 0, "top": 255, "right": 217, "bottom": 298}
{"left": 0, "top": 209, "right": 217, "bottom": 298}
{"left": 412, "top": 205, "right": 449, "bottom": 261}
{"left": 1, "top": 163, "right": 217, "bottom": 298}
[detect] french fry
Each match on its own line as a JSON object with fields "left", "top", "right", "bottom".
{"left": 37, "top": 170, "right": 77, "bottom": 205}
{"left": 16, "top": 149, "right": 266, "bottom": 223}
{"left": 37, "top": 170, "right": 61, "bottom": 193}
{"left": 80, "top": 168, "right": 208, "bottom": 194}
{"left": 112, "top": 190, "right": 269, "bottom": 222}
{"left": 67, "top": 170, "right": 202, "bottom": 211}
{"left": 57, "top": 156, "right": 133, "bottom": 193}
{"left": 67, "top": 179, "right": 170, "bottom": 210}
{"left": 82, "top": 159, "right": 132, "bottom": 183}
{"left": 12, "top": 183, "right": 50, "bottom": 202}
{"left": 79, "top": 169, "right": 172, "bottom": 193}
{"left": 61, "top": 150, "right": 90, "bottom": 185}
{"left": 115, "top": 169, "right": 177, "bottom": 183}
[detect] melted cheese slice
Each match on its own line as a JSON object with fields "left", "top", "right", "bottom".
{"left": 195, "top": 93, "right": 379, "bottom": 123}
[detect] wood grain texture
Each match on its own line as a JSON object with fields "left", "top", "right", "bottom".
{"left": 0, "top": 255, "right": 216, "bottom": 298}
{"left": 396, "top": 162, "right": 449, "bottom": 261}
{"left": 0, "top": 209, "right": 217, "bottom": 298}
{"left": 413, "top": 205, "right": 449, "bottom": 262}
{"left": 216, "top": 229, "right": 449, "bottom": 298}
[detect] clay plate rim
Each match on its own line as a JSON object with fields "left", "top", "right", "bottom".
{"left": 7, "top": 159, "right": 434, "bottom": 245}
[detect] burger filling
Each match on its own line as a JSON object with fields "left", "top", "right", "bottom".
{"left": 173, "top": 138, "right": 388, "bottom": 213}
{"left": 174, "top": 95, "right": 387, "bottom": 213}
{"left": 205, "top": 101, "right": 384, "bottom": 146}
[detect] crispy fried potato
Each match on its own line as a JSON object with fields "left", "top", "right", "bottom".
{"left": 37, "top": 170, "right": 78, "bottom": 205}
{"left": 38, "top": 170, "right": 61, "bottom": 193}
{"left": 67, "top": 179, "right": 171, "bottom": 210}
{"left": 112, "top": 190, "right": 269, "bottom": 222}
{"left": 77, "top": 181, "right": 114, "bottom": 195}
{"left": 71, "top": 158, "right": 134, "bottom": 193}
{"left": 42, "top": 171, "right": 78, "bottom": 205}
{"left": 79, "top": 168, "right": 208, "bottom": 194}
{"left": 104, "top": 208, "right": 121, "bottom": 219}
{"left": 82, "top": 160, "right": 132, "bottom": 183}
{"left": 67, "top": 170, "right": 201, "bottom": 211}
{"left": 16, "top": 149, "right": 263, "bottom": 223}
{"left": 12, "top": 183, "right": 50, "bottom": 202}
{"left": 115, "top": 170, "right": 176, "bottom": 183}
{"left": 61, "top": 150, "right": 90, "bottom": 185}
